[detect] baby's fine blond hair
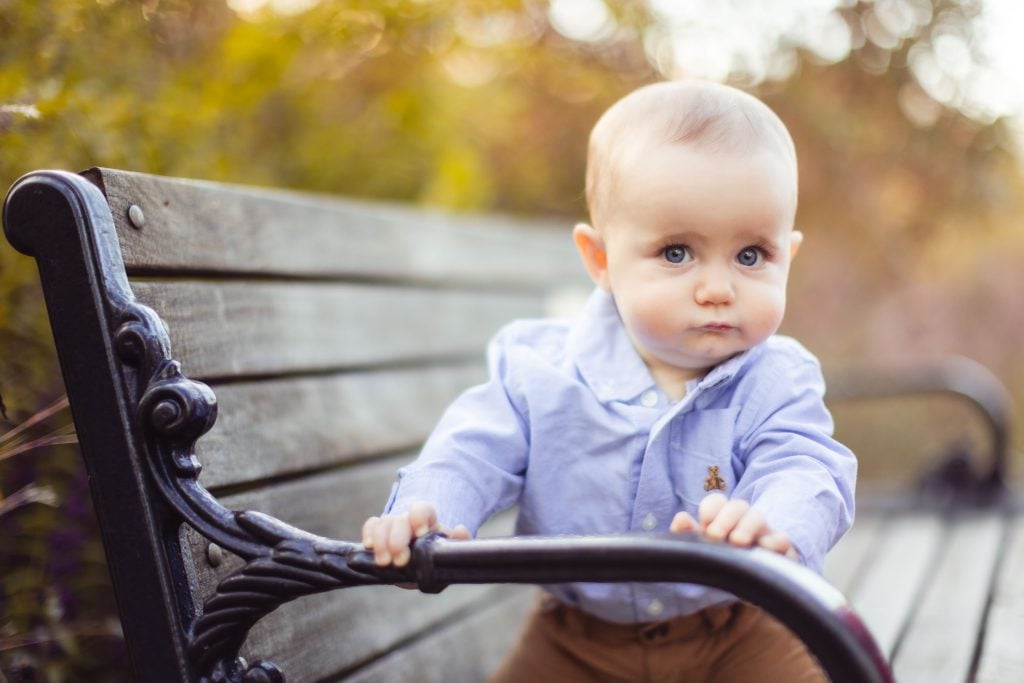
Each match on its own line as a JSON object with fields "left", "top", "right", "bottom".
{"left": 585, "top": 81, "right": 798, "bottom": 226}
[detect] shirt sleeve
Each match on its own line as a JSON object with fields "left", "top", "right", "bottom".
{"left": 383, "top": 325, "right": 530, "bottom": 535}
{"left": 732, "top": 348, "right": 857, "bottom": 573}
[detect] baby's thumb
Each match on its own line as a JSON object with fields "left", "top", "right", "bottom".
{"left": 669, "top": 511, "right": 698, "bottom": 533}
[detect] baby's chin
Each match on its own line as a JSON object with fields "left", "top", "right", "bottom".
{"left": 679, "top": 341, "right": 751, "bottom": 365}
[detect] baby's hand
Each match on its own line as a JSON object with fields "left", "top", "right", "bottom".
{"left": 361, "top": 501, "right": 471, "bottom": 567}
{"left": 670, "top": 492, "right": 795, "bottom": 558}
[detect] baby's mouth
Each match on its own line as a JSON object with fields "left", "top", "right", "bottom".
{"left": 700, "top": 323, "right": 736, "bottom": 332}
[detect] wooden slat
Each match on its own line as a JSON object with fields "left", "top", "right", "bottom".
{"left": 88, "top": 167, "right": 582, "bottom": 288}
{"left": 197, "top": 362, "right": 485, "bottom": 489}
{"left": 131, "top": 280, "right": 541, "bottom": 379}
{"left": 824, "top": 513, "right": 883, "bottom": 596}
{"left": 846, "top": 513, "right": 944, "bottom": 658}
{"left": 975, "top": 514, "right": 1024, "bottom": 682}
{"left": 217, "top": 453, "right": 417, "bottom": 538}
{"left": 342, "top": 589, "right": 535, "bottom": 683}
{"left": 893, "top": 512, "right": 1004, "bottom": 683}
{"left": 239, "top": 584, "right": 529, "bottom": 682}
{"left": 183, "top": 454, "right": 526, "bottom": 681}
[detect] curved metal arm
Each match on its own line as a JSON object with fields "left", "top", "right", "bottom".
{"left": 827, "top": 356, "right": 1013, "bottom": 500}
{"left": 401, "top": 533, "right": 892, "bottom": 683}
{"left": 191, "top": 516, "right": 893, "bottom": 683}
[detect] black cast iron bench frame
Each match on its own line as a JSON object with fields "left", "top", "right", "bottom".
{"left": 3, "top": 170, "right": 893, "bottom": 682}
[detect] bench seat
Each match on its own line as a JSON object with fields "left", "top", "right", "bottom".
{"left": 826, "top": 497, "right": 1024, "bottom": 682}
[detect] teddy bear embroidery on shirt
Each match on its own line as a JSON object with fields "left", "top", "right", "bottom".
{"left": 703, "top": 466, "right": 727, "bottom": 492}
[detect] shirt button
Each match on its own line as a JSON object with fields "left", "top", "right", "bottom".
{"left": 647, "top": 599, "right": 665, "bottom": 617}
{"left": 640, "top": 390, "right": 658, "bottom": 407}
{"left": 641, "top": 513, "right": 657, "bottom": 531}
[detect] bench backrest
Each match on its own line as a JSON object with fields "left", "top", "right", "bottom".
{"left": 3, "top": 168, "right": 586, "bottom": 682}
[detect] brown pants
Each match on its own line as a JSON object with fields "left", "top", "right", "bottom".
{"left": 489, "top": 594, "right": 827, "bottom": 683}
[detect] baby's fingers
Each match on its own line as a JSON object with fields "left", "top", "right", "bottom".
{"left": 703, "top": 498, "right": 748, "bottom": 541}
{"left": 669, "top": 511, "right": 699, "bottom": 534}
{"left": 757, "top": 531, "right": 795, "bottom": 558}
{"left": 362, "top": 516, "right": 381, "bottom": 549}
{"left": 388, "top": 515, "right": 414, "bottom": 567}
{"left": 408, "top": 501, "right": 439, "bottom": 538}
{"left": 444, "top": 523, "right": 472, "bottom": 540}
{"left": 727, "top": 508, "right": 767, "bottom": 546}
{"left": 697, "top": 492, "right": 729, "bottom": 530}
{"left": 369, "top": 515, "right": 406, "bottom": 567}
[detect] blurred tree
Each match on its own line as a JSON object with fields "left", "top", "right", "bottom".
{"left": 3, "top": 0, "right": 1024, "bottom": 678}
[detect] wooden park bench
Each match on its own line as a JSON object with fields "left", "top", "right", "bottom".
{"left": 821, "top": 358, "right": 1023, "bottom": 682}
{"left": 8, "top": 166, "right": 1002, "bottom": 682}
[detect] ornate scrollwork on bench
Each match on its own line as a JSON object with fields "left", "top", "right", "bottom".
{"left": 109, "top": 299, "right": 371, "bottom": 681}
{"left": 189, "top": 513, "right": 412, "bottom": 683}
{"left": 109, "top": 293, "right": 420, "bottom": 681}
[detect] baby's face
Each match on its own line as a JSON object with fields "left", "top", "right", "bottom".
{"left": 598, "top": 143, "right": 799, "bottom": 392}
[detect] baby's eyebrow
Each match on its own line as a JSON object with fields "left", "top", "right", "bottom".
{"left": 651, "top": 230, "right": 705, "bottom": 244}
{"left": 733, "top": 227, "right": 786, "bottom": 244}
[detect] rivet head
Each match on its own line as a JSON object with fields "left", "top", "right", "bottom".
{"left": 207, "top": 543, "right": 224, "bottom": 567}
{"left": 127, "top": 204, "right": 146, "bottom": 229}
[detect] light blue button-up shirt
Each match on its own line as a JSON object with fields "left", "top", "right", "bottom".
{"left": 386, "top": 289, "right": 856, "bottom": 623}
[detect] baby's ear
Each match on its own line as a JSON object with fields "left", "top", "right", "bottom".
{"left": 789, "top": 230, "right": 804, "bottom": 259}
{"left": 573, "top": 223, "right": 610, "bottom": 290}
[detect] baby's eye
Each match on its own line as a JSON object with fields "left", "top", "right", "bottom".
{"left": 736, "top": 247, "right": 764, "bottom": 267}
{"left": 663, "top": 245, "right": 692, "bottom": 264}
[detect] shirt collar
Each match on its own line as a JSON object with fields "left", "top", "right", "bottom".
{"left": 567, "top": 288, "right": 754, "bottom": 404}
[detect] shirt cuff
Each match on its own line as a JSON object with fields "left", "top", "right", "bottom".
{"left": 384, "top": 467, "right": 491, "bottom": 535}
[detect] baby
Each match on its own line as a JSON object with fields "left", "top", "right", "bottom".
{"left": 363, "top": 81, "right": 855, "bottom": 682}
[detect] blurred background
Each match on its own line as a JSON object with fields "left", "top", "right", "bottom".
{"left": 2, "top": 0, "right": 1024, "bottom": 679}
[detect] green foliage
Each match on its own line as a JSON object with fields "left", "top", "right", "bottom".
{"left": 0, "top": 0, "right": 649, "bottom": 212}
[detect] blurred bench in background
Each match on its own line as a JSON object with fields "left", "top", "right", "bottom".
{"left": 824, "top": 358, "right": 1023, "bottom": 682}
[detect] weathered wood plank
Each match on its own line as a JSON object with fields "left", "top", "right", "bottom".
{"left": 88, "top": 167, "right": 582, "bottom": 289}
{"left": 975, "top": 514, "right": 1024, "bottom": 683}
{"left": 130, "top": 279, "right": 542, "bottom": 379}
{"left": 824, "top": 513, "right": 883, "bottom": 596}
{"left": 183, "top": 454, "right": 527, "bottom": 681}
{"left": 892, "top": 512, "right": 1004, "bottom": 683}
{"left": 236, "top": 580, "right": 526, "bottom": 682}
{"left": 846, "top": 513, "right": 944, "bottom": 658}
{"left": 216, "top": 453, "right": 419, "bottom": 539}
{"left": 197, "top": 362, "right": 485, "bottom": 489}
{"left": 341, "top": 589, "right": 535, "bottom": 683}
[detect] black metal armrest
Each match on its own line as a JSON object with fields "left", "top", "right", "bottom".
{"left": 407, "top": 533, "right": 892, "bottom": 683}
{"left": 826, "top": 356, "right": 1013, "bottom": 504}
{"left": 196, "top": 510, "right": 892, "bottom": 683}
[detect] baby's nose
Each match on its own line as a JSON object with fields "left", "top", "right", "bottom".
{"left": 694, "top": 268, "right": 735, "bottom": 305}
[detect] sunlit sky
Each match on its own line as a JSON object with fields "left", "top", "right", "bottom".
{"left": 976, "top": 0, "right": 1024, "bottom": 121}
{"left": 547, "top": 0, "right": 1024, "bottom": 144}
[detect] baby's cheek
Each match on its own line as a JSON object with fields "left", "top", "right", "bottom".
{"left": 633, "top": 300, "right": 679, "bottom": 340}
{"left": 746, "top": 289, "right": 786, "bottom": 338}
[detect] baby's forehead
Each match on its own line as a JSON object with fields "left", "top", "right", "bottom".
{"left": 597, "top": 83, "right": 794, "bottom": 165}
{"left": 586, "top": 82, "right": 798, "bottom": 226}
